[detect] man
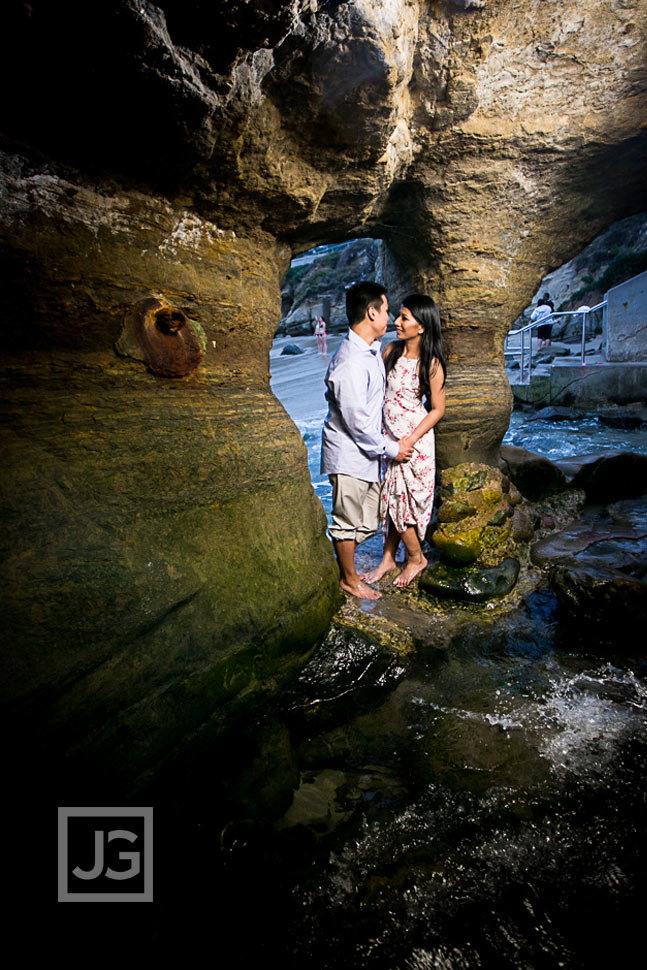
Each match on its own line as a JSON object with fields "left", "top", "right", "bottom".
{"left": 321, "top": 281, "right": 413, "bottom": 599}
{"left": 531, "top": 292, "right": 555, "bottom": 351}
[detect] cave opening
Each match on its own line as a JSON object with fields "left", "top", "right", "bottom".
{"left": 275, "top": 237, "right": 392, "bottom": 340}
{"left": 502, "top": 212, "right": 647, "bottom": 463}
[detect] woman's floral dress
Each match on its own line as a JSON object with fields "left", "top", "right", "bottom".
{"left": 381, "top": 355, "right": 436, "bottom": 540}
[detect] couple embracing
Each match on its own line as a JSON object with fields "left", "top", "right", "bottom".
{"left": 321, "top": 281, "right": 446, "bottom": 599}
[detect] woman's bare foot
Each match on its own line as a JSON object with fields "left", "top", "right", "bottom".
{"left": 393, "top": 556, "right": 428, "bottom": 587}
{"left": 340, "top": 578, "right": 382, "bottom": 600}
{"left": 362, "top": 557, "right": 398, "bottom": 584}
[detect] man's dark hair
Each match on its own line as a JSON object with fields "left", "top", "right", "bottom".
{"left": 346, "top": 281, "right": 387, "bottom": 326}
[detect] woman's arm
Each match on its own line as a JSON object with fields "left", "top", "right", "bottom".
{"left": 404, "top": 360, "right": 446, "bottom": 446}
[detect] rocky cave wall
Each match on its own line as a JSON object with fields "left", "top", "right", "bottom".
{"left": 1, "top": 0, "right": 646, "bottom": 788}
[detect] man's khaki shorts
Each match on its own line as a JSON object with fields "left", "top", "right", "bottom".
{"left": 328, "top": 474, "right": 381, "bottom": 543}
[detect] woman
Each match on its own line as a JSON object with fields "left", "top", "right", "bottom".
{"left": 314, "top": 316, "right": 328, "bottom": 354}
{"left": 364, "top": 294, "right": 446, "bottom": 587}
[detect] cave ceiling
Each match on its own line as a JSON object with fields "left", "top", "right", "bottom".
{"left": 1, "top": 0, "right": 646, "bottom": 320}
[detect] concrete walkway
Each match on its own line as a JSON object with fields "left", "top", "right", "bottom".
{"left": 506, "top": 337, "right": 647, "bottom": 407}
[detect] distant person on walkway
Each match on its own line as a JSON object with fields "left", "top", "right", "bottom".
{"left": 364, "top": 294, "right": 446, "bottom": 588}
{"left": 321, "top": 282, "right": 414, "bottom": 599}
{"left": 314, "top": 315, "right": 327, "bottom": 354}
{"left": 531, "top": 292, "right": 555, "bottom": 351}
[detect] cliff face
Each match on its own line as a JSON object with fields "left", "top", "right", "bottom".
{"left": 1, "top": 0, "right": 646, "bottom": 786}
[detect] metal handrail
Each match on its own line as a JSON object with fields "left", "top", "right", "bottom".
{"left": 505, "top": 301, "right": 607, "bottom": 384}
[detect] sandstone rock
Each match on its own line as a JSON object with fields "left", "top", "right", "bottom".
{"left": 500, "top": 445, "right": 568, "bottom": 500}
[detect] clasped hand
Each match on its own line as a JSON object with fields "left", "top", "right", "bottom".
{"left": 395, "top": 436, "right": 415, "bottom": 462}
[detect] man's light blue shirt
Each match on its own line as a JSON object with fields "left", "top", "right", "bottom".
{"left": 320, "top": 328, "right": 399, "bottom": 482}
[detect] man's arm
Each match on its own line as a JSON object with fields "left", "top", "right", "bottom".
{"left": 328, "top": 362, "right": 411, "bottom": 461}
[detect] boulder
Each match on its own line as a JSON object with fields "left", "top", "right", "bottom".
{"left": 277, "top": 624, "right": 404, "bottom": 734}
{"left": 510, "top": 507, "right": 535, "bottom": 542}
{"left": 531, "top": 500, "right": 647, "bottom": 642}
{"left": 433, "top": 463, "right": 513, "bottom": 566}
{"left": 526, "top": 406, "right": 579, "bottom": 422}
{"left": 596, "top": 412, "right": 646, "bottom": 430}
{"left": 281, "top": 343, "right": 305, "bottom": 355}
{"left": 569, "top": 451, "right": 647, "bottom": 501}
{"left": 419, "top": 558, "right": 521, "bottom": 603}
{"left": 500, "top": 445, "right": 568, "bottom": 500}
{"left": 432, "top": 526, "right": 483, "bottom": 565}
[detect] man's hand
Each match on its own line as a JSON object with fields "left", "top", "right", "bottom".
{"left": 396, "top": 436, "right": 414, "bottom": 462}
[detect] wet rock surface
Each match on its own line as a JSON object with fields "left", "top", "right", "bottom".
{"left": 275, "top": 623, "right": 406, "bottom": 733}
{"left": 568, "top": 451, "right": 647, "bottom": 501}
{"left": 433, "top": 462, "right": 514, "bottom": 567}
{"left": 501, "top": 444, "right": 569, "bottom": 500}
{"left": 532, "top": 498, "right": 647, "bottom": 641}
{"left": 420, "top": 558, "right": 521, "bottom": 603}
{"left": 596, "top": 406, "right": 647, "bottom": 430}
{"left": 526, "top": 406, "right": 580, "bottom": 422}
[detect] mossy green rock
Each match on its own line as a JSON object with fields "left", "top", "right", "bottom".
{"left": 432, "top": 524, "right": 483, "bottom": 565}
{"left": 437, "top": 498, "right": 476, "bottom": 523}
{"left": 488, "top": 508, "right": 510, "bottom": 527}
{"left": 1, "top": 356, "right": 341, "bottom": 791}
{"left": 433, "top": 462, "right": 519, "bottom": 567}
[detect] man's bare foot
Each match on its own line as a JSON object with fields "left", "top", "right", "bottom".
{"left": 362, "top": 557, "right": 398, "bottom": 584}
{"left": 393, "top": 557, "right": 428, "bottom": 588}
{"left": 340, "top": 578, "right": 382, "bottom": 599}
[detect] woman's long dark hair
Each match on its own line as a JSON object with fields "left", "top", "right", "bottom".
{"left": 385, "top": 293, "right": 446, "bottom": 403}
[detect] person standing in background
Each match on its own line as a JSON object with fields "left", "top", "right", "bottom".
{"left": 314, "top": 316, "right": 328, "bottom": 354}
{"left": 531, "top": 292, "right": 555, "bottom": 351}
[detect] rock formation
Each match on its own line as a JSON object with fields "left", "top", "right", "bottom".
{"left": 512, "top": 212, "right": 647, "bottom": 332}
{"left": 1, "top": 0, "right": 646, "bottom": 787}
{"left": 279, "top": 239, "right": 384, "bottom": 335}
